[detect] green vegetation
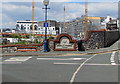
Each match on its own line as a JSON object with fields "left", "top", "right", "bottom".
{"left": 26, "top": 34, "right": 30, "bottom": 38}
{"left": 48, "top": 36, "right": 54, "bottom": 39}
{"left": 10, "top": 38, "right": 42, "bottom": 45}
{"left": 1, "top": 34, "right": 45, "bottom": 45}
{"left": 9, "top": 34, "right": 21, "bottom": 38}
{"left": 9, "top": 34, "right": 30, "bottom": 38}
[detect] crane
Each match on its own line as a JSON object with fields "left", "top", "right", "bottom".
{"left": 84, "top": 0, "right": 88, "bottom": 39}
{"left": 32, "top": 0, "right": 35, "bottom": 36}
{"left": 64, "top": 3, "right": 67, "bottom": 32}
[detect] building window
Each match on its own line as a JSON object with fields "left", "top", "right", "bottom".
{"left": 16, "top": 24, "right": 19, "bottom": 29}
{"left": 34, "top": 25, "right": 37, "bottom": 30}
{"left": 30, "top": 25, "right": 32, "bottom": 30}
{"left": 21, "top": 25, "right": 24, "bottom": 30}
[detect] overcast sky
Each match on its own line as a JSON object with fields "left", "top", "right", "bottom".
{"left": 0, "top": 0, "right": 119, "bottom": 29}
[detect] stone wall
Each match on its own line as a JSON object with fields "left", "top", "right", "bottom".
{"left": 1, "top": 43, "right": 44, "bottom": 53}
{"left": 83, "top": 31, "right": 104, "bottom": 49}
{"left": 83, "top": 31, "right": 120, "bottom": 50}
{"left": 1, "top": 31, "right": 119, "bottom": 52}
{"left": 104, "top": 31, "right": 120, "bottom": 47}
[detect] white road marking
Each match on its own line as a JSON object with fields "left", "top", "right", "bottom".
{"left": 4, "top": 57, "right": 32, "bottom": 62}
{"left": 84, "top": 63, "right": 119, "bottom": 66}
{"left": 54, "top": 63, "right": 119, "bottom": 66}
{"left": 37, "top": 58, "right": 86, "bottom": 61}
{"left": 110, "top": 52, "right": 116, "bottom": 65}
{"left": 54, "top": 63, "right": 79, "bottom": 65}
{"left": 70, "top": 54, "right": 97, "bottom": 83}
{"left": 1, "top": 62, "right": 22, "bottom": 64}
{"left": 111, "top": 63, "right": 116, "bottom": 65}
{"left": 119, "top": 54, "right": 120, "bottom": 62}
{"left": 0, "top": 57, "right": 2, "bottom": 62}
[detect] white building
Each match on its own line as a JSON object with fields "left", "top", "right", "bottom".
{"left": 101, "top": 16, "right": 118, "bottom": 30}
{"left": 0, "top": 29, "right": 2, "bottom": 32}
{"left": 16, "top": 20, "right": 59, "bottom": 35}
{"left": 101, "top": 16, "right": 111, "bottom": 29}
{"left": 16, "top": 20, "right": 38, "bottom": 33}
{"left": 7, "top": 38, "right": 18, "bottom": 43}
{"left": 36, "top": 26, "right": 57, "bottom": 35}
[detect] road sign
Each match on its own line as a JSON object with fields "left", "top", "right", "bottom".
{"left": 44, "top": 22, "right": 48, "bottom": 27}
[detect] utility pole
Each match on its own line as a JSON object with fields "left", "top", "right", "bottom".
{"left": 32, "top": 0, "right": 34, "bottom": 36}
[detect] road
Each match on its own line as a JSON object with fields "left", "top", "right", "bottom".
{"left": 1, "top": 51, "right": 120, "bottom": 84}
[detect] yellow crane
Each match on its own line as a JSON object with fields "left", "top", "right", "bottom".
{"left": 64, "top": 3, "right": 67, "bottom": 32}
{"left": 84, "top": 0, "right": 88, "bottom": 39}
{"left": 32, "top": 0, "right": 35, "bottom": 36}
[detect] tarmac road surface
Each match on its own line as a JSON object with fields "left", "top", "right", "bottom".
{"left": 1, "top": 51, "right": 120, "bottom": 84}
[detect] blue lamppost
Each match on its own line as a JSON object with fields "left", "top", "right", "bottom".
{"left": 43, "top": 0, "right": 50, "bottom": 52}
